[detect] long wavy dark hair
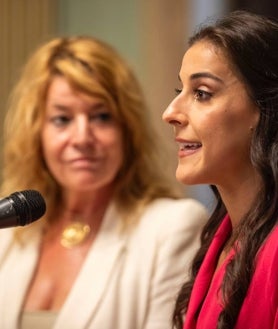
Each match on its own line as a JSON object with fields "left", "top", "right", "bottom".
{"left": 173, "top": 10, "right": 278, "bottom": 329}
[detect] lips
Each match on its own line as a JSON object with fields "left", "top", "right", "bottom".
{"left": 70, "top": 157, "right": 95, "bottom": 163}
{"left": 68, "top": 157, "right": 102, "bottom": 169}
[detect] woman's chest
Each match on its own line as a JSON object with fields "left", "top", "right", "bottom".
{"left": 23, "top": 238, "right": 92, "bottom": 311}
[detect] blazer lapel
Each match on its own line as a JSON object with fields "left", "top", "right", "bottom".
{"left": 54, "top": 203, "right": 127, "bottom": 329}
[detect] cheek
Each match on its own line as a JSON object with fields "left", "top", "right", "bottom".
{"left": 205, "top": 120, "right": 251, "bottom": 163}
{"left": 41, "top": 129, "right": 62, "bottom": 163}
{"left": 42, "top": 144, "right": 58, "bottom": 173}
{"left": 112, "top": 134, "right": 124, "bottom": 165}
{"left": 102, "top": 130, "right": 124, "bottom": 162}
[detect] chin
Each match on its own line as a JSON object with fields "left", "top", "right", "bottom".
{"left": 176, "top": 168, "right": 201, "bottom": 186}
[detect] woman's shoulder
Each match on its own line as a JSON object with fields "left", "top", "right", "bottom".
{"left": 0, "top": 222, "right": 43, "bottom": 257}
{"left": 249, "top": 225, "right": 278, "bottom": 310}
{"left": 255, "top": 225, "right": 278, "bottom": 284}
{"left": 0, "top": 228, "right": 14, "bottom": 245}
{"left": 137, "top": 197, "right": 208, "bottom": 235}
{"left": 127, "top": 198, "right": 207, "bottom": 269}
{"left": 260, "top": 224, "right": 278, "bottom": 259}
{"left": 0, "top": 228, "right": 15, "bottom": 261}
{"left": 145, "top": 197, "right": 207, "bottom": 218}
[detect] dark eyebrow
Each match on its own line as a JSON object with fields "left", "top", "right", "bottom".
{"left": 190, "top": 72, "right": 224, "bottom": 83}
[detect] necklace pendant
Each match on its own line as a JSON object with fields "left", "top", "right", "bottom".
{"left": 60, "top": 221, "right": 91, "bottom": 248}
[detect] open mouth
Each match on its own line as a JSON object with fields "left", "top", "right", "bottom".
{"left": 178, "top": 142, "right": 202, "bottom": 151}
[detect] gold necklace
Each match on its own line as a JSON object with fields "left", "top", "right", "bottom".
{"left": 60, "top": 221, "right": 91, "bottom": 248}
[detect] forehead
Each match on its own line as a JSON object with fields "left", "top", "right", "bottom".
{"left": 180, "top": 40, "right": 236, "bottom": 80}
{"left": 48, "top": 75, "right": 107, "bottom": 102}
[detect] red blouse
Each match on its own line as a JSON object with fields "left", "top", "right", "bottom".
{"left": 183, "top": 214, "right": 278, "bottom": 329}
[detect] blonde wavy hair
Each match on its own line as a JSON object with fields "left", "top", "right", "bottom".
{"left": 1, "top": 36, "right": 181, "bottom": 225}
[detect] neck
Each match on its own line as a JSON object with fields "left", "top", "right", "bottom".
{"left": 217, "top": 172, "right": 261, "bottom": 228}
{"left": 58, "top": 187, "right": 114, "bottom": 225}
{"left": 44, "top": 188, "right": 113, "bottom": 245}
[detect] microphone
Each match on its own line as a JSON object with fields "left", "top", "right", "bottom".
{"left": 0, "top": 190, "right": 46, "bottom": 229}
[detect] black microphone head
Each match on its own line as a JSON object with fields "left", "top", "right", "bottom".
{"left": 9, "top": 190, "right": 46, "bottom": 225}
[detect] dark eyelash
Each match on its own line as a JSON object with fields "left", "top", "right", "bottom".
{"left": 174, "top": 88, "right": 182, "bottom": 95}
{"left": 194, "top": 89, "right": 212, "bottom": 101}
{"left": 97, "top": 112, "right": 112, "bottom": 121}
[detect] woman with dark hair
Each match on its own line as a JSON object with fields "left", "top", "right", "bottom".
{"left": 163, "top": 10, "right": 278, "bottom": 329}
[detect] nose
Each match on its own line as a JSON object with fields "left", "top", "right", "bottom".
{"left": 72, "top": 116, "right": 94, "bottom": 146}
{"left": 162, "top": 96, "right": 185, "bottom": 127}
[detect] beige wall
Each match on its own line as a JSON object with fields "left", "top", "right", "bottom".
{"left": 0, "top": 0, "right": 58, "bottom": 161}
{"left": 140, "top": 0, "right": 189, "bottom": 183}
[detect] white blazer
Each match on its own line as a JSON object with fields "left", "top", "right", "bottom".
{"left": 0, "top": 198, "right": 207, "bottom": 329}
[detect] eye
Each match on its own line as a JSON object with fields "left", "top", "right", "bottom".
{"left": 174, "top": 88, "right": 182, "bottom": 95}
{"left": 89, "top": 111, "right": 113, "bottom": 123}
{"left": 50, "top": 115, "right": 71, "bottom": 126}
{"left": 194, "top": 89, "right": 212, "bottom": 101}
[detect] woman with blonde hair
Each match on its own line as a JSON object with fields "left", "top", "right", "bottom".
{"left": 0, "top": 36, "right": 207, "bottom": 329}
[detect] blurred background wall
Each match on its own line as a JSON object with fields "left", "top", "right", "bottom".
{"left": 0, "top": 0, "right": 277, "bottom": 211}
